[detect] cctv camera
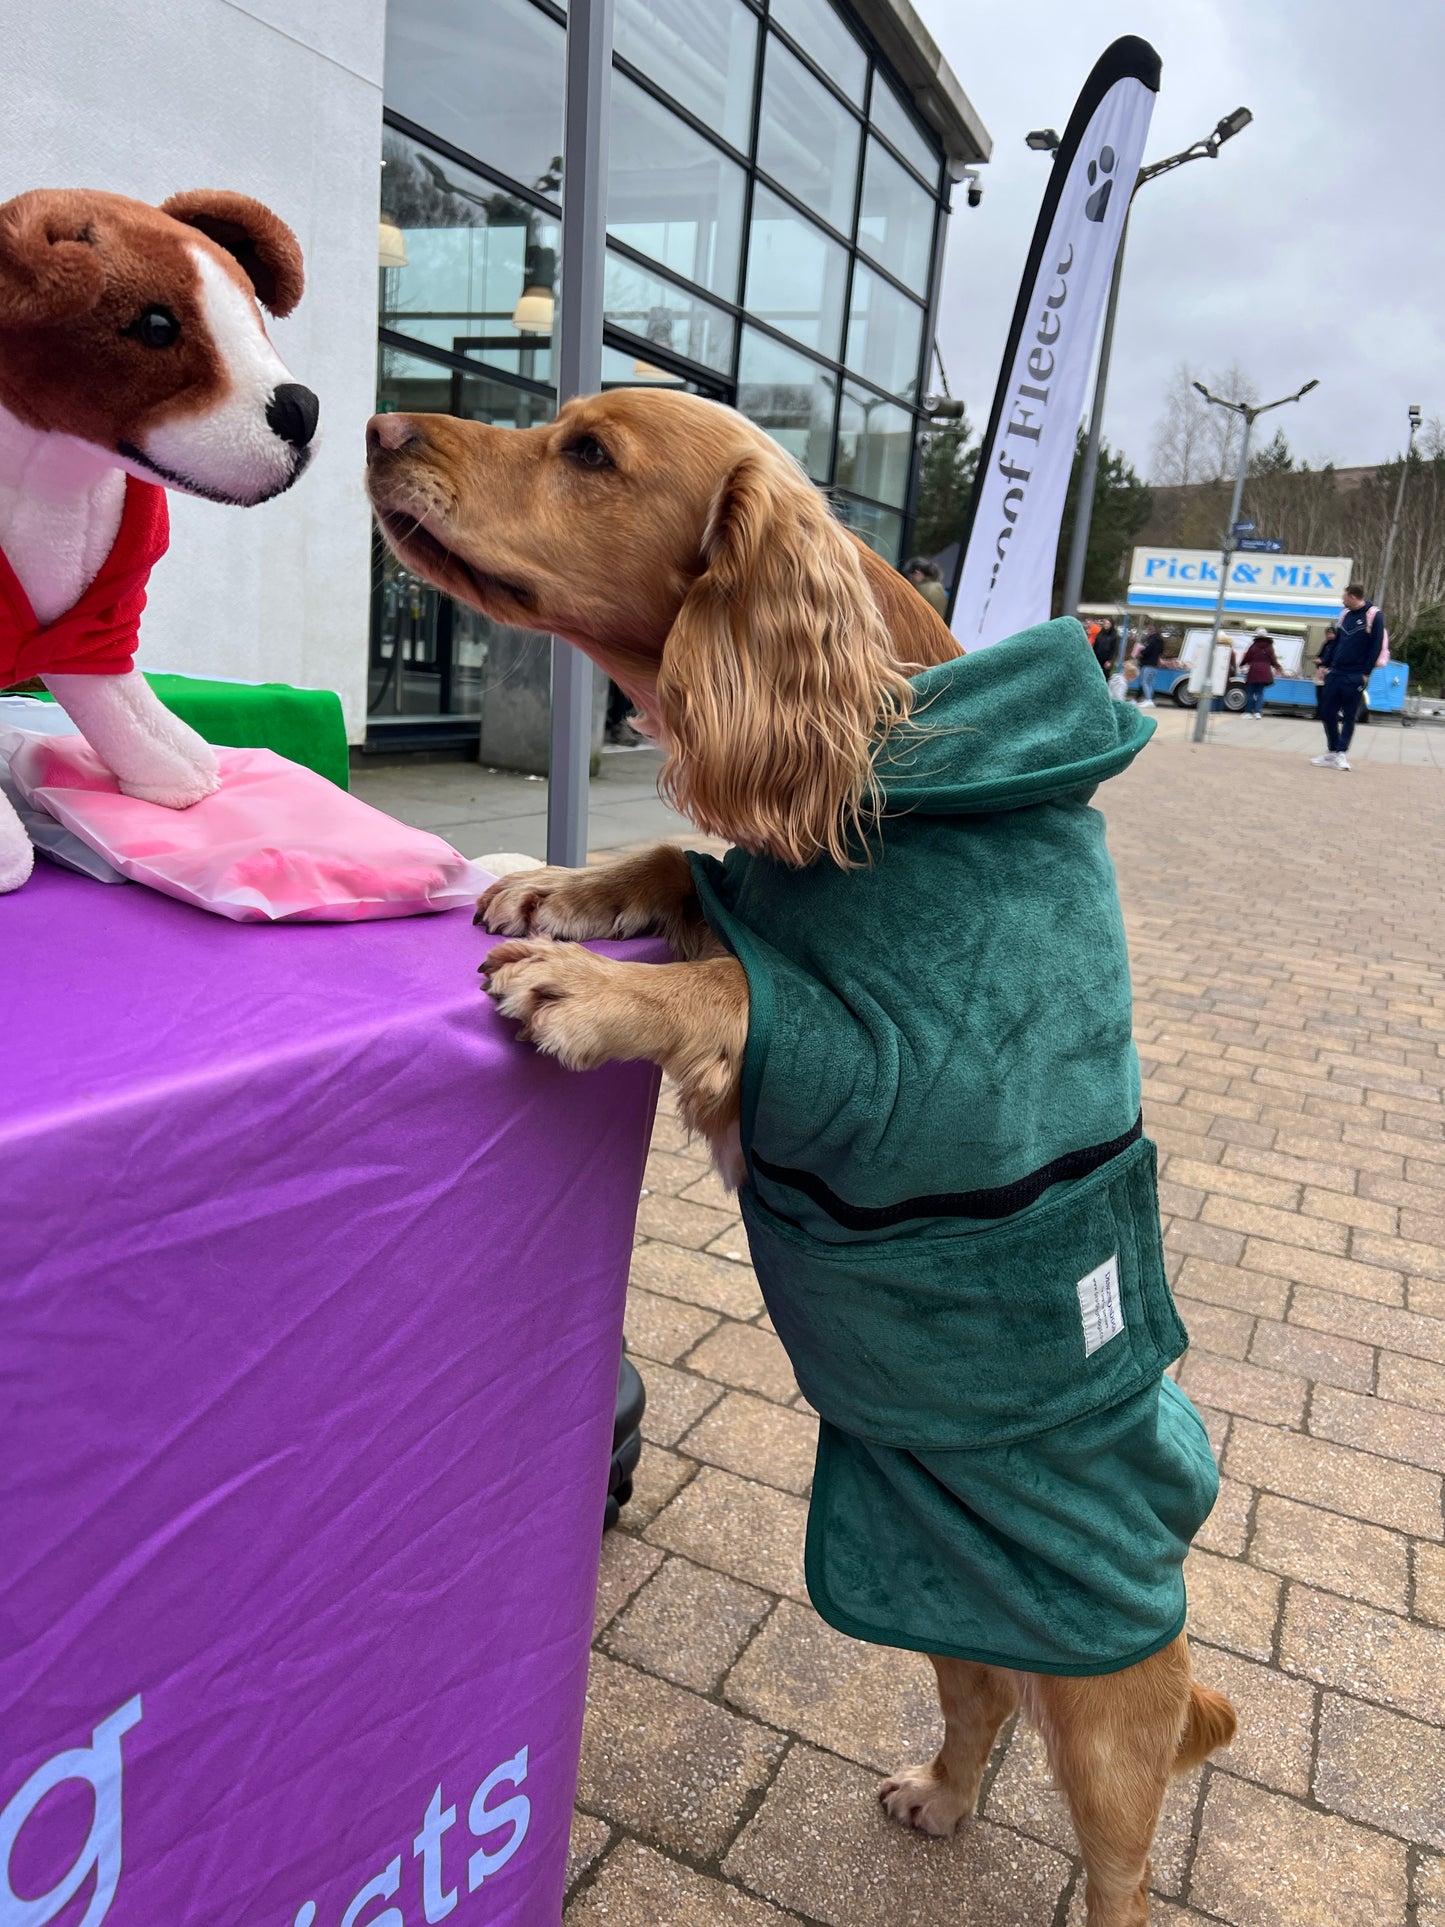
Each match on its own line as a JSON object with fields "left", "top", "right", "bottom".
{"left": 967, "top": 182, "right": 982, "bottom": 207}
{"left": 960, "top": 168, "right": 983, "bottom": 209}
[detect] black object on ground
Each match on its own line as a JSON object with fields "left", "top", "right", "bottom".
{"left": 605, "top": 1352, "right": 646, "bottom": 1531}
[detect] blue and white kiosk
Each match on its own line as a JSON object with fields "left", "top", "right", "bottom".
{"left": 1122, "top": 545, "right": 1410, "bottom": 719}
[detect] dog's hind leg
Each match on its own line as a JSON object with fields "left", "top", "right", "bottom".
{"left": 1026, "top": 1634, "right": 1228, "bottom": 1927}
{"left": 879, "top": 1657, "right": 1019, "bottom": 1837}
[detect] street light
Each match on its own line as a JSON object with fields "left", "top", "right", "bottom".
{"left": 1030, "top": 108, "right": 1254, "bottom": 647}
{"left": 1187, "top": 378, "right": 1320, "bottom": 744}
{"left": 1376, "top": 402, "right": 1423, "bottom": 610}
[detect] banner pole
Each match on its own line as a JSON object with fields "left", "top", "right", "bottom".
{"left": 1060, "top": 215, "right": 1129, "bottom": 623}
{"left": 547, "top": 0, "right": 613, "bottom": 868}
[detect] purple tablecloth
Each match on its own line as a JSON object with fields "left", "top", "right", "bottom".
{"left": 1, "top": 865, "right": 661, "bottom": 1927}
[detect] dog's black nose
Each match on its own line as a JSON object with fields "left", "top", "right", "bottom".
{"left": 267, "top": 383, "right": 320, "bottom": 449}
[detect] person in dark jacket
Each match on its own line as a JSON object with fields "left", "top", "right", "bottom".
{"left": 1312, "top": 586, "right": 1384, "bottom": 769}
{"left": 1091, "top": 617, "right": 1119, "bottom": 675}
{"left": 1313, "top": 624, "right": 1339, "bottom": 720}
{"left": 1239, "top": 632, "right": 1282, "bottom": 718}
{"left": 1133, "top": 625, "right": 1167, "bottom": 708}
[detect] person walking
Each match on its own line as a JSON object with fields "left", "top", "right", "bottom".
{"left": 903, "top": 557, "right": 949, "bottom": 618}
{"left": 1134, "top": 623, "right": 1167, "bottom": 708}
{"left": 1239, "top": 631, "right": 1282, "bottom": 718}
{"left": 1312, "top": 585, "right": 1385, "bottom": 770}
{"left": 1091, "top": 617, "right": 1119, "bottom": 676}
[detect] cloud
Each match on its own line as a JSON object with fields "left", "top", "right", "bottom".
{"left": 922, "top": 0, "right": 1443, "bottom": 474}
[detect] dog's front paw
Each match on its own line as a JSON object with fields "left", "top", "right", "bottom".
{"left": 475, "top": 864, "right": 653, "bottom": 941}
{"left": 878, "top": 1764, "right": 971, "bottom": 1838}
{"left": 479, "top": 938, "right": 618, "bottom": 1070}
{"left": 475, "top": 870, "right": 561, "bottom": 936}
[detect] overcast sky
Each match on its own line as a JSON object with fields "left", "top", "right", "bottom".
{"left": 919, "top": 0, "right": 1440, "bottom": 479}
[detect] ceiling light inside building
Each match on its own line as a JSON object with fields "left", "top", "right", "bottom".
{"left": 512, "top": 287, "right": 556, "bottom": 333}
{"left": 378, "top": 220, "right": 408, "bottom": 269}
{"left": 513, "top": 244, "right": 557, "bottom": 334}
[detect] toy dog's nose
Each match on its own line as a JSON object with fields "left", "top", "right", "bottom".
{"left": 366, "top": 413, "right": 419, "bottom": 457}
{"left": 267, "top": 383, "right": 320, "bottom": 450}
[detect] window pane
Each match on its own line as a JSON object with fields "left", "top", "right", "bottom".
{"left": 608, "top": 70, "right": 746, "bottom": 299}
{"left": 743, "top": 186, "right": 848, "bottom": 357}
{"left": 372, "top": 346, "right": 552, "bottom": 721}
{"left": 603, "top": 252, "right": 736, "bottom": 375}
{"left": 737, "top": 329, "right": 836, "bottom": 481}
{"left": 845, "top": 261, "right": 925, "bottom": 401}
{"left": 385, "top": 0, "right": 564, "bottom": 195}
{"left": 858, "top": 137, "right": 935, "bottom": 292}
{"left": 768, "top": 0, "right": 866, "bottom": 102}
{"left": 601, "top": 344, "right": 688, "bottom": 389}
{"left": 756, "top": 37, "right": 861, "bottom": 234}
{"left": 380, "top": 129, "right": 558, "bottom": 385}
{"left": 615, "top": 0, "right": 757, "bottom": 152}
{"left": 832, "top": 492, "right": 904, "bottom": 565}
{"left": 835, "top": 382, "right": 913, "bottom": 507}
{"left": 870, "top": 72, "right": 941, "bottom": 183}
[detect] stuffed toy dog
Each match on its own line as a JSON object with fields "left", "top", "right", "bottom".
{"left": 0, "top": 187, "right": 317, "bottom": 894}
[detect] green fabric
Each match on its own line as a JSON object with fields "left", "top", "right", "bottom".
{"left": 35, "top": 672, "right": 350, "bottom": 788}
{"left": 689, "top": 616, "right": 1217, "bottom": 1676}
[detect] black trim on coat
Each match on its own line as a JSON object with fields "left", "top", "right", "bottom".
{"left": 753, "top": 1113, "right": 1144, "bottom": 1230}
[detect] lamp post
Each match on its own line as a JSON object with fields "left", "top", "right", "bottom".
{"left": 1187, "top": 378, "right": 1320, "bottom": 744}
{"left": 1027, "top": 109, "right": 1254, "bottom": 651}
{"left": 1376, "top": 402, "right": 1423, "bottom": 611}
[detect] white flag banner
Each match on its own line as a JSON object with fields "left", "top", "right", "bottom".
{"left": 950, "top": 38, "right": 1160, "bottom": 651}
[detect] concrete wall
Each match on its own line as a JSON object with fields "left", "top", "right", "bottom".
{"left": 4, "top": 0, "right": 385, "bottom": 741}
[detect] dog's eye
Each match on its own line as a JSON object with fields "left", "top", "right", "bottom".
{"left": 565, "top": 434, "right": 614, "bottom": 471}
{"left": 122, "top": 306, "right": 181, "bottom": 350}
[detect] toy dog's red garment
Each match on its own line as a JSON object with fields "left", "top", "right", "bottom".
{"left": 0, "top": 477, "right": 168, "bottom": 686}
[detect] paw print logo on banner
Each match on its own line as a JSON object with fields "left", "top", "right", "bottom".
{"left": 1085, "top": 146, "right": 1117, "bottom": 222}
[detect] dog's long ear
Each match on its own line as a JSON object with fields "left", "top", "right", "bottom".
{"left": 655, "top": 451, "right": 913, "bottom": 868}
{"left": 161, "top": 191, "right": 304, "bottom": 316}
{"left": 0, "top": 192, "right": 106, "bottom": 328}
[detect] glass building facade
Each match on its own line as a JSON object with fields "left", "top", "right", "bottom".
{"left": 371, "top": 0, "right": 965, "bottom": 734}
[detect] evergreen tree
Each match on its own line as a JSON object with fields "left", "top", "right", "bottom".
{"left": 1399, "top": 603, "right": 1445, "bottom": 696}
{"left": 1250, "top": 428, "right": 1294, "bottom": 474}
{"left": 1054, "top": 429, "right": 1155, "bottom": 609}
{"left": 911, "top": 415, "right": 978, "bottom": 558}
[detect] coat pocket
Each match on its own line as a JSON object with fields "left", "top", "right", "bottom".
{"left": 741, "top": 1136, "right": 1185, "bottom": 1452}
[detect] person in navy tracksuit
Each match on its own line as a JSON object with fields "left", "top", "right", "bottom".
{"left": 1313, "top": 585, "right": 1385, "bottom": 769}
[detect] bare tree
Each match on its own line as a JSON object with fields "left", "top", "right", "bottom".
{"left": 1140, "top": 412, "right": 1445, "bottom": 639}
{"left": 1149, "top": 362, "right": 1259, "bottom": 485}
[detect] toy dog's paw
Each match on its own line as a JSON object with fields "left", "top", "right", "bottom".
{"left": 479, "top": 937, "right": 618, "bottom": 1070}
{"left": 878, "top": 1765, "right": 971, "bottom": 1838}
{"left": 119, "top": 765, "right": 221, "bottom": 809}
{"left": 475, "top": 865, "right": 652, "bottom": 941}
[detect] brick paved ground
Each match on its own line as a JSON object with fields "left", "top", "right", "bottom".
{"left": 370, "top": 726, "right": 1445, "bottom": 1923}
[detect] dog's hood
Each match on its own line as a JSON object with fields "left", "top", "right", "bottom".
{"left": 875, "top": 615, "right": 1154, "bottom": 816}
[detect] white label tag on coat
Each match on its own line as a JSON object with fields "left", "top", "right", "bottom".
{"left": 1077, "top": 1254, "right": 1124, "bottom": 1357}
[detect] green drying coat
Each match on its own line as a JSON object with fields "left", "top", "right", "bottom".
{"left": 689, "top": 617, "right": 1217, "bottom": 1677}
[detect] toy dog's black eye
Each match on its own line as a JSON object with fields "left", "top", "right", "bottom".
{"left": 123, "top": 306, "right": 181, "bottom": 350}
